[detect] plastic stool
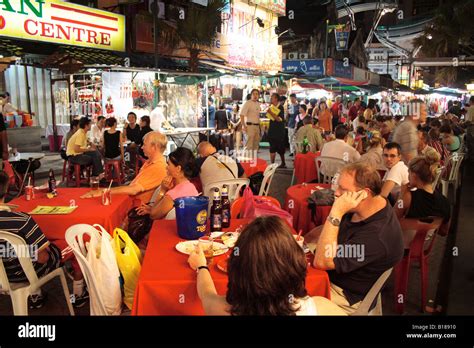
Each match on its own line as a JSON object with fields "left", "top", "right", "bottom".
{"left": 104, "top": 160, "right": 124, "bottom": 184}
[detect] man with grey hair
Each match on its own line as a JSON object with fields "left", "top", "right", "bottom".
{"left": 81, "top": 131, "right": 167, "bottom": 204}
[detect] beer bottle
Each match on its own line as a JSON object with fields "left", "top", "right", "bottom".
{"left": 210, "top": 188, "right": 222, "bottom": 232}
{"left": 48, "top": 169, "right": 58, "bottom": 196}
{"left": 302, "top": 136, "right": 309, "bottom": 154}
{"left": 221, "top": 185, "right": 231, "bottom": 228}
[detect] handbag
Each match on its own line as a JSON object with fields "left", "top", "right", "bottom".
{"left": 307, "top": 189, "right": 335, "bottom": 225}
{"left": 126, "top": 207, "right": 153, "bottom": 244}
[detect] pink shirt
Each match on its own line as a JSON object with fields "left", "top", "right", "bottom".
{"left": 167, "top": 180, "right": 199, "bottom": 201}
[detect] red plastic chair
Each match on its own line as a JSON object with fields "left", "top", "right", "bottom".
{"left": 230, "top": 196, "right": 281, "bottom": 219}
{"left": 65, "top": 160, "right": 92, "bottom": 187}
{"left": 104, "top": 160, "right": 125, "bottom": 185}
{"left": 394, "top": 217, "right": 443, "bottom": 314}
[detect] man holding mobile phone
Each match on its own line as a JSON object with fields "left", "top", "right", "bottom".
{"left": 309, "top": 162, "right": 404, "bottom": 315}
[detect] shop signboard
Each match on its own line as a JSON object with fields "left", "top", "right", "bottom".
{"left": 0, "top": 0, "right": 125, "bottom": 51}
{"left": 282, "top": 59, "right": 325, "bottom": 76}
{"left": 248, "top": 0, "right": 286, "bottom": 16}
{"left": 333, "top": 60, "right": 353, "bottom": 79}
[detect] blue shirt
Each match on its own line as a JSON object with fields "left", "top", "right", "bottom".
{"left": 287, "top": 103, "right": 299, "bottom": 128}
{"left": 209, "top": 105, "right": 216, "bottom": 121}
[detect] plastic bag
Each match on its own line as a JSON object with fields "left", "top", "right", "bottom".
{"left": 113, "top": 228, "right": 143, "bottom": 310}
{"left": 87, "top": 224, "right": 122, "bottom": 315}
{"left": 240, "top": 187, "right": 293, "bottom": 226}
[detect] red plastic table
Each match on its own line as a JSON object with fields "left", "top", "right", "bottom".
{"left": 294, "top": 152, "right": 320, "bottom": 184}
{"left": 10, "top": 188, "right": 133, "bottom": 244}
{"left": 284, "top": 183, "right": 332, "bottom": 235}
{"left": 132, "top": 218, "right": 331, "bottom": 315}
{"left": 240, "top": 158, "right": 267, "bottom": 176}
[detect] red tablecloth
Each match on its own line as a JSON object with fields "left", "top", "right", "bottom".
{"left": 132, "top": 218, "right": 330, "bottom": 315}
{"left": 294, "top": 152, "right": 320, "bottom": 184}
{"left": 240, "top": 158, "right": 267, "bottom": 176}
{"left": 284, "top": 183, "right": 332, "bottom": 235}
{"left": 10, "top": 188, "right": 133, "bottom": 242}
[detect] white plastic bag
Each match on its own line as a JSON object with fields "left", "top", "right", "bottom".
{"left": 87, "top": 225, "right": 122, "bottom": 315}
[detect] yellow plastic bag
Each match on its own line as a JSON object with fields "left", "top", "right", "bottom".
{"left": 112, "top": 228, "right": 143, "bottom": 310}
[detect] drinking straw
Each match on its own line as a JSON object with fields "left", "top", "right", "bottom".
{"left": 297, "top": 229, "right": 303, "bottom": 241}
{"left": 107, "top": 179, "right": 113, "bottom": 191}
{"left": 28, "top": 175, "right": 31, "bottom": 187}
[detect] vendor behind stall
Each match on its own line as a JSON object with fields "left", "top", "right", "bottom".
{"left": 0, "top": 92, "right": 20, "bottom": 115}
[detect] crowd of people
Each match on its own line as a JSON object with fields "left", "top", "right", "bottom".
{"left": 207, "top": 93, "right": 473, "bottom": 170}
{"left": 0, "top": 91, "right": 470, "bottom": 316}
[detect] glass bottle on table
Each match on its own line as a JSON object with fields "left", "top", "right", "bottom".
{"left": 48, "top": 169, "right": 58, "bottom": 196}
{"left": 210, "top": 188, "right": 222, "bottom": 232}
{"left": 221, "top": 185, "right": 230, "bottom": 228}
{"left": 302, "top": 136, "right": 309, "bottom": 154}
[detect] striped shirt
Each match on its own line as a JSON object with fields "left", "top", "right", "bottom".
{"left": 0, "top": 208, "right": 50, "bottom": 282}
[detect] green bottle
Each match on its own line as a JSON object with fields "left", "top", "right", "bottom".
{"left": 302, "top": 136, "right": 309, "bottom": 154}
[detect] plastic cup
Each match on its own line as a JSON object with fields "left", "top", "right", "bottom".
{"left": 102, "top": 189, "right": 111, "bottom": 206}
{"left": 294, "top": 234, "right": 304, "bottom": 249}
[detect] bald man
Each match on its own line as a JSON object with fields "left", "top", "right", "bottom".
{"left": 81, "top": 131, "right": 167, "bottom": 204}
{"left": 194, "top": 141, "right": 246, "bottom": 188}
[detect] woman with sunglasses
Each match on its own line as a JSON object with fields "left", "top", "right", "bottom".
{"left": 136, "top": 147, "right": 198, "bottom": 220}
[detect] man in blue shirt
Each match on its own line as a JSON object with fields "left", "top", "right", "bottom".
{"left": 286, "top": 93, "right": 299, "bottom": 156}
{"left": 208, "top": 98, "right": 216, "bottom": 128}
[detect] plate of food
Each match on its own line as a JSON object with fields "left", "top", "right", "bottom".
{"left": 175, "top": 240, "right": 228, "bottom": 256}
{"left": 203, "top": 232, "right": 239, "bottom": 248}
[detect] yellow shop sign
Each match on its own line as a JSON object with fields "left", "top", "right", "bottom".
{"left": 0, "top": 0, "right": 125, "bottom": 51}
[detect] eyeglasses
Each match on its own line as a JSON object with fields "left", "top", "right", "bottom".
{"left": 383, "top": 154, "right": 398, "bottom": 158}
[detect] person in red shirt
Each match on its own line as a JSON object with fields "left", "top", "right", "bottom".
{"left": 349, "top": 98, "right": 361, "bottom": 122}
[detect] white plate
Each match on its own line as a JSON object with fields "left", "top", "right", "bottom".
{"left": 175, "top": 241, "right": 228, "bottom": 256}
{"left": 206, "top": 232, "right": 239, "bottom": 248}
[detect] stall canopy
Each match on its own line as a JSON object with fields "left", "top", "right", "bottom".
{"left": 290, "top": 78, "right": 360, "bottom": 92}
{"left": 359, "top": 84, "right": 388, "bottom": 94}
{"left": 433, "top": 87, "right": 464, "bottom": 97}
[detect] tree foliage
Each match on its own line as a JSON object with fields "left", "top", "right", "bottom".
{"left": 158, "top": 0, "right": 227, "bottom": 72}
{"left": 413, "top": 0, "right": 474, "bottom": 85}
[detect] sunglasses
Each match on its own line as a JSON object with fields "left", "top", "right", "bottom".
{"left": 383, "top": 154, "right": 398, "bottom": 158}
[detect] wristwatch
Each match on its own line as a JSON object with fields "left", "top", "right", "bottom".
{"left": 196, "top": 265, "right": 209, "bottom": 273}
{"left": 327, "top": 215, "right": 341, "bottom": 227}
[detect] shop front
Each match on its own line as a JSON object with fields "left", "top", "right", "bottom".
{"left": 0, "top": 0, "right": 125, "bottom": 151}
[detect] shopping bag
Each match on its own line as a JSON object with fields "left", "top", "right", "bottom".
{"left": 87, "top": 224, "right": 122, "bottom": 315}
{"left": 240, "top": 187, "right": 293, "bottom": 226}
{"left": 113, "top": 228, "right": 143, "bottom": 310}
{"left": 240, "top": 187, "right": 255, "bottom": 218}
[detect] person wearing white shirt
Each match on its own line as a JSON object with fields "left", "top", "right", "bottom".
{"left": 381, "top": 142, "right": 409, "bottom": 204}
{"left": 240, "top": 89, "right": 261, "bottom": 152}
{"left": 89, "top": 116, "right": 106, "bottom": 145}
{"left": 320, "top": 125, "right": 360, "bottom": 176}
{"left": 465, "top": 96, "right": 474, "bottom": 122}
